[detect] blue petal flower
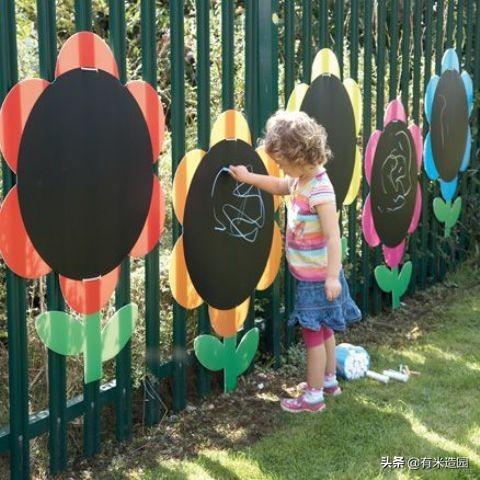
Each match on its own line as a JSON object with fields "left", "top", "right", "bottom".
{"left": 461, "top": 71, "right": 474, "bottom": 115}
{"left": 424, "top": 75, "right": 439, "bottom": 124}
{"left": 441, "top": 48, "right": 460, "bottom": 73}
{"left": 424, "top": 132, "right": 439, "bottom": 180}
{"left": 440, "top": 177, "right": 458, "bottom": 202}
{"left": 460, "top": 128, "right": 472, "bottom": 172}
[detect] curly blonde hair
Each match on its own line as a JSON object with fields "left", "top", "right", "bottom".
{"left": 262, "top": 110, "right": 332, "bottom": 167}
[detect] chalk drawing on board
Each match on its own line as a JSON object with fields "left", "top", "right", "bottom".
{"left": 211, "top": 166, "right": 265, "bottom": 244}
{"left": 378, "top": 129, "right": 413, "bottom": 215}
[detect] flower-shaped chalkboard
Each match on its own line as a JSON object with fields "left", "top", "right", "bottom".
{"left": 362, "top": 99, "right": 423, "bottom": 308}
{"left": 0, "top": 32, "right": 166, "bottom": 383}
{"left": 170, "top": 110, "right": 282, "bottom": 392}
{"left": 286, "top": 48, "right": 362, "bottom": 211}
{"left": 424, "top": 48, "right": 473, "bottom": 237}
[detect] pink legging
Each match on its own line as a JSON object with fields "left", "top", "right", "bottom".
{"left": 302, "top": 326, "right": 334, "bottom": 348}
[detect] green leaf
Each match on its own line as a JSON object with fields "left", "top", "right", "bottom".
{"left": 233, "top": 327, "right": 259, "bottom": 377}
{"left": 101, "top": 303, "right": 138, "bottom": 362}
{"left": 374, "top": 265, "right": 395, "bottom": 293}
{"left": 194, "top": 334, "right": 225, "bottom": 371}
{"left": 444, "top": 197, "right": 462, "bottom": 237}
{"left": 35, "top": 311, "right": 85, "bottom": 356}
{"left": 397, "top": 261, "right": 413, "bottom": 299}
{"left": 433, "top": 197, "right": 448, "bottom": 223}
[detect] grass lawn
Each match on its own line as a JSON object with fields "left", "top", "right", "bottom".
{"left": 48, "top": 265, "right": 479, "bottom": 480}
{"left": 132, "top": 267, "right": 480, "bottom": 480}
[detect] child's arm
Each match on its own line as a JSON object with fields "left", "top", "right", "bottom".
{"left": 316, "top": 203, "right": 342, "bottom": 301}
{"left": 229, "top": 165, "right": 290, "bottom": 196}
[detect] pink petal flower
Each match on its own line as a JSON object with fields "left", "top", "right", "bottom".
{"left": 384, "top": 99, "right": 407, "bottom": 125}
{"left": 364, "top": 130, "right": 382, "bottom": 185}
{"left": 408, "top": 124, "right": 423, "bottom": 172}
{"left": 383, "top": 240, "right": 406, "bottom": 269}
{"left": 408, "top": 184, "right": 422, "bottom": 234}
{"left": 362, "top": 195, "right": 380, "bottom": 247}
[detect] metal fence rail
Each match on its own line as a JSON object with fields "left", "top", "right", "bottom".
{"left": 0, "top": 1, "right": 478, "bottom": 478}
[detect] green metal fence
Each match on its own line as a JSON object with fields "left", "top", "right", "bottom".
{"left": 0, "top": 1, "right": 479, "bottom": 478}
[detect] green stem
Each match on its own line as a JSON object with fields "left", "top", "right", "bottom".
{"left": 83, "top": 312, "right": 102, "bottom": 383}
{"left": 223, "top": 336, "right": 238, "bottom": 393}
{"left": 391, "top": 266, "right": 400, "bottom": 308}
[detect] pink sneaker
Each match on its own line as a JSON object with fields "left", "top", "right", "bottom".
{"left": 297, "top": 382, "right": 342, "bottom": 397}
{"left": 280, "top": 393, "right": 326, "bottom": 413}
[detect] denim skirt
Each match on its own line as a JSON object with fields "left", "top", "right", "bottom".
{"left": 288, "top": 269, "right": 362, "bottom": 332}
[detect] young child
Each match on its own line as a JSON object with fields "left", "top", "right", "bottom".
{"left": 229, "top": 111, "right": 361, "bottom": 413}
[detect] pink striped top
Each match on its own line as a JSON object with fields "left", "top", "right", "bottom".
{"left": 286, "top": 168, "right": 336, "bottom": 281}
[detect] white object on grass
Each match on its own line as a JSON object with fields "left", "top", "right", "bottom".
{"left": 336, "top": 343, "right": 370, "bottom": 380}
{"left": 366, "top": 370, "right": 390, "bottom": 383}
{"left": 382, "top": 369, "right": 409, "bottom": 382}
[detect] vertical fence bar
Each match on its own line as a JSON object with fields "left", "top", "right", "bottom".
{"left": 74, "top": 0, "right": 92, "bottom": 30}
{"left": 423, "top": 0, "right": 434, "bottom": 285}
{"left": 0, "top": 2, "right": 30, "bottom": 478}
{"left": 473, "top": 1, "right": 480, "bottom": 202}
{"left": 222, "top": 0, "right": 234, "bottom": 110}
{"left": 140, "top": 0, "right": 163, "bottom": 424}
{"left": 361, "top": 0, "right": 373, "bottom": 314}
{"left": 284, "top": 0, "right": 295, "bottom": 348}
{"left": 109, "top": 0, "right": 133, "bottom": 441}
{"left": 301, "top": 0, "right": 312, "bottom": 82}
{"left": 195, "top": 0, "right": 212, "bottom": 398}
{"left": 348, "top": 0, "right": 359, "bottom": 299}
{"left": 74, "top": 0, "right": 96, "bottom": 459}
{"left": 37, "top": 0, "right": 69, "bottom": 472}
{"left": 435, "top": 0, "right": 445, "bottom": 73}
{"left": 400, "top": 0, "right": 416, "bottom": 294}
{"left": 333, "top": 0, "right": 344, "bottom": 73}
{"left": 413, "top": 0, "right": 424, "bottom": 288}
{"left": 243, "top": 0, "right": 258, "bottom": 350}
{"left": 446, "top": 0, "right": 455, "bottom": 48}
{"left": 388, "top": 0, "right": 399, "bottom": 100}
{"left": 169, "top": 0, "right": 187, "bottom": 412}
{"left": 373, "top": 0, "right": 387, "bottom": 314}
{"left": 463, "top": 0, "right": 474, "bottom": 256}
{"left": 456, "top": 0, "right": 467, "bottom": 263}
{"left": 319, "top": 0, "right": 329, "bottom": 49}
{"left": 258, "top": 0, "right": 281, "bottom": 367}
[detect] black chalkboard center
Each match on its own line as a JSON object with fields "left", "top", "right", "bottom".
{"left": 17, "top": 68, "right": 153, "bottom": 280}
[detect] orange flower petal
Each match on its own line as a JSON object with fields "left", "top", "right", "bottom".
{"left": 0, "top": 78, "right": 49, "bottom": 172}
{"left": 169, "top": 237, "right": 203, "bottom": 309}
{"left": 60, "top": 267, "right": 120, "bottom": 315}
{"left": 126, "top": 80, "right": 165, "bottom": 162}
{"left": 208, "top": 298, "right": 250, "bottom": 337}
{"left": 210, "top": 110, "right": 251, "bottom": 146}
{"left": 0, "top": 186, "right": 51, "bottom": 279}
{"left": 130, "top": 176, "right": 165, "bottom": 258}
{"left": 55, "top": 32, "right": 119, "bottom": 78}
{"left": 172, "top": 149, "right": 204, "bottom": 224}
{"left": 257, "top": 224, "right": 282, "bottom": 290}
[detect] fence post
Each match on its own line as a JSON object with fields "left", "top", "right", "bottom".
{"left": 140, "top": 0, "right": 163, "bottom": 426}
{"left": 195, "top": 0, "right": 212, "bottom": 399}
{"left": 108, "top": 0, "right": 133, "bottom": 442}
{"left": 0, "top": 1, "right": 30, "bottom": 478}
{"left": 257, "top": 0, "right": 281, "bottom": 366}
{"left": 169, "top": 0, "right": 188, "bottom": 412}
{"left": 36, "top": 0, "right": 69, "bottom": 472}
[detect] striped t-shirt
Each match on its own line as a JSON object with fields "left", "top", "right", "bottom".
{"left": 286, "top": 168, "right": 337, "bottom": 281}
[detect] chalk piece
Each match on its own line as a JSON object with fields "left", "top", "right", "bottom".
{"left": 383, "top": 369, "right": 409, "bottom": 382}
{"left": 366, "top": 370, "right": 390, "bottom": 384}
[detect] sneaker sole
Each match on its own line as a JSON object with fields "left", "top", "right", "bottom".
{"left": 280, "top": 403, "right": 326, "bottom": 414}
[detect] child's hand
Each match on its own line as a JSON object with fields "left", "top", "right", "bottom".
{"left": 325, "top": 276, "right": 342, "bottom": 302}
{"left": 229, "top": 165, "right": 253, "bottom": 183}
